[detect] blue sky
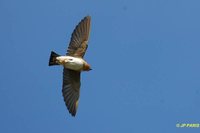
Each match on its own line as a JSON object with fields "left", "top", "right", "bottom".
{"left": 0, "top": 0, "right": 200, "bottom": 132}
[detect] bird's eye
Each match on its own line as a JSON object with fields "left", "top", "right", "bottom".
{"left": 68, "top": 59, "right": 73, "bottom": 61}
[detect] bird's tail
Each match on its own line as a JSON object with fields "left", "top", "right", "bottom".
{"left": 49, "top": 51, "right": 60, "bottom": 66}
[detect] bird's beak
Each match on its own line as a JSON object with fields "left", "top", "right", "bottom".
{"left": 89, "top": 68, "right": 92, "bottom": 71}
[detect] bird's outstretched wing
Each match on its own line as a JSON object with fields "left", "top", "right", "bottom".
{"left": 62, "top": 68, "right": 81, "bottom": 116}
{"left": 66, "top": 16, "right": 91, "bottom": 58}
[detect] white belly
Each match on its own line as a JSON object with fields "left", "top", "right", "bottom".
{"left": 63, "top": 56, "right": 84, "bottom": 71}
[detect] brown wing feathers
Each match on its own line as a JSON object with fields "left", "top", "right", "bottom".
{"left": 62, "top": 68, "right": 81, "bottom": 116}
{"left": 67, "top": 16, "right": 91, "bottom": 57}
{"left": 62, "top": 16, "right": 91, "bottom": 116}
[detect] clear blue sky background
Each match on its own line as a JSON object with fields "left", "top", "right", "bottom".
{"left": 0, "top": 0, "right": 200, "bottom": 133}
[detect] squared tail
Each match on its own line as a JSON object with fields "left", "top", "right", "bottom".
{"left": 49, "top": 51, "right": 60, "bottom": 66}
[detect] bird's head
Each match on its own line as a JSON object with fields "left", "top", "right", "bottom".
{"left": 83, "top": 63, "right": 92, "bottom": 71}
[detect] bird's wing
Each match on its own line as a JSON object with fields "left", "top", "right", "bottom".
{"left": 66, "top": 16, "right": 91, "bottom": 58}
{"left": 62, "top": 68, "right": 81, "bottom": 116}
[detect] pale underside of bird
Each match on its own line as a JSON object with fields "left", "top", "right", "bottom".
{"left": 49, "top": 16, "right": 91, "bottom": 117}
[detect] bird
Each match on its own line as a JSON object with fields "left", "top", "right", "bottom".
{"left": 48, "top": 16, "right": 91, "bottom": 117}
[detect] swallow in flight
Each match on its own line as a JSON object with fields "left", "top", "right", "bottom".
{"left": 49, "top": 16, "right": 91, "bottom": 116}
